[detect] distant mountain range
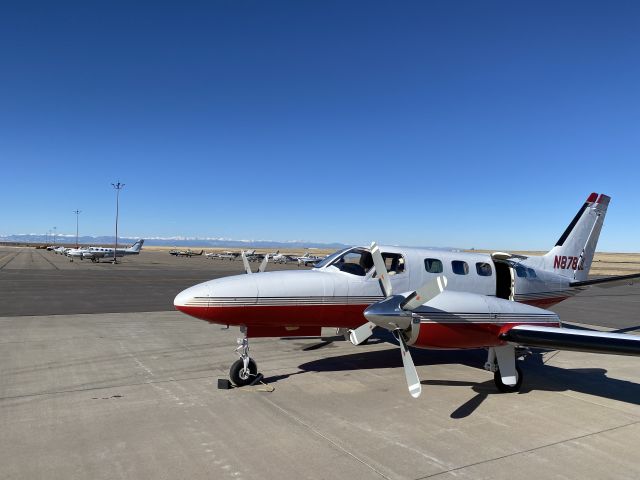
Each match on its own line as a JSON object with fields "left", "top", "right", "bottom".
{"left": 0, "top": 234, "right": 348, "bottom": 250}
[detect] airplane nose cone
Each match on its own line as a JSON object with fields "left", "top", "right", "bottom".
{"left": 174, "top": 283, "right": 211, "bottom": 311}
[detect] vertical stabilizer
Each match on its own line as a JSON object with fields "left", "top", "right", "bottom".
{"left": 128, "top": 239, "right": 145, "bottom": 253}
{"left": 542, "top": 193, "right": 609, "bottom": 281}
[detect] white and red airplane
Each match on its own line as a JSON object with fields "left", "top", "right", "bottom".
{"left": 175, "top": 193, "right": 640, "bottom": 397}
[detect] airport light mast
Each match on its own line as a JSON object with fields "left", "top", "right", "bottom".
{"left": 53, "top": 226, "right": 57, "bottom": 245}
{"left": 111, "top": 182, "right": 125, "bottom": 264}
{"left": 73, "top": 210, "right": 81, "bottom": 248}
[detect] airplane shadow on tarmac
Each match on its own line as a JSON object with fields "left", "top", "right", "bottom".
{"left": 289, "top": 332, "right": 640, "bottom": 418}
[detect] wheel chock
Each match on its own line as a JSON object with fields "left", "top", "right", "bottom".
{"left": 217, "top": 379, "right": 232, "bottom": 390}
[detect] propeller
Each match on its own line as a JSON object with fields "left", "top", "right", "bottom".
{"left": 242, "top": 251, "right": 269, "bottom": 274}
{"left": 363, "top": 242, "right": 448, "bottom": 398}
{"left": 258, "top": 254, "right": 269, "bottom": 273}
{"left": 371, "top": 242, "right": 392, "bottom": 297}
{"left": 241, "top": 251, "right": 252, "bottom": 274}
{"left": 347, "top": 242, "right": 389, "bottom": 345}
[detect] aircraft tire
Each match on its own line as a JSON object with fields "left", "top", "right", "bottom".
{"left": 229, "top": 358, "right": 258, "bottom": 387}
{"left": 493, "top": 364, "right": 523, "bottom": 393}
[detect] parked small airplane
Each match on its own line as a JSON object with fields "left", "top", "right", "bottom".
{"left": 66, "top": 247, "right": 90, "bottom": 261}
{"left": 216, "top": 251, "right": 241, "bottom": 260}
{"left": 81, "top": 239, "right": 145, "bottom": 262}
{"left": 170, "top": 249, "right": 204, "bottom": 258}
{"left": 296, "top": 252, "right": 325, "bottom": 266}
{"left": 175, "top": 194, "right": 640, "bottom": 396}
{"left": 272, "top": 251, "right": 297, "bottom": 264}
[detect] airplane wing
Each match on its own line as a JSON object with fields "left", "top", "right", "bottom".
{"left": 501, "top": 325, "right": 640, "bottom": 356}
{"left": 570, "top": 272, "right": 640, "bottom": 289}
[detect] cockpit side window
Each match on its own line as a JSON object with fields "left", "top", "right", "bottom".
{"left": 372, "top": 253, "right": 405, "bottom": 277}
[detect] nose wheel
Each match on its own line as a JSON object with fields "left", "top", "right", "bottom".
{"left": 229, "top": 331, "right": 260, "bottom": 387}
{"left": 230, "top": 358, "right": 258, "bottom": 386}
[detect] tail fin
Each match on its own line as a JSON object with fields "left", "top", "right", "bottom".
{"left": 543, "top": 193, "right": 609, "bottom": 281}
{"left": 128, "top": 239, "right": 144, "bottom": 253}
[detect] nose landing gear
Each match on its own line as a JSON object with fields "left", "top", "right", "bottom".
{"left": 229, "top": 329, "right": 259, "bottom": 387}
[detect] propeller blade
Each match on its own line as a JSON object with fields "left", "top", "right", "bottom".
{"left": 258, "top": 254, "right": 268, "bottom": 273}
{"left": 370, "top": 242, "right": 392, "bottom": 297}
{"left": 397, "top": 331, "right": 422, "bottom": 398}
{"left": 241, "top": 251, "right": 252, "bottom": 274}
{"left": 348, "top": 321, "right": 376, "bottom": 345}
{"left": 401, "top": 275, "right": 448, "bottom": 311}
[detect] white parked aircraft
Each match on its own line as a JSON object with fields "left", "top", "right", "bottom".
{"left": 81, "top": 239, "right": 144, "bottom": 262}
{"left": 175, "top": 193, "right": 640, "bottom": 395}
{"left": 296, "top": 252, "right": 325, "bottom": 266}
{"left": 272, "top": 251, "right": 296, "bottom": 264}
{"left": 66, "top": 247, "right": 90, "bottom": 261}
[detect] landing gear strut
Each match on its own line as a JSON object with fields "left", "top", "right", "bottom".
{"left": 484, "top": 346, "right": 524, "bottom": 393}
{"left": 229, "top": 328, "right": 259, "bottom": 387}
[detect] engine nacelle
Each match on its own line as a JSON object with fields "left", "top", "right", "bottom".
{"left": 403, "top": 291, "right": 561, "bottom": 349}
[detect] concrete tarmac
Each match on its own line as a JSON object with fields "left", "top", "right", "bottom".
{"left": 1, "top": 312, "right": 639, "bottom": 479}
{"left": 2, "top": 245, "right": 640, "bottom": 479}
{"left": 0, "top": 247, "right": 305, "bottom": 316}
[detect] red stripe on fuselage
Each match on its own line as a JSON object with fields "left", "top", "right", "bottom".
{"left": 175, "top": 304, "right": 370, "bottom": 329}
{"left": 175, "top": 303, "right": 562, "bottom": 349}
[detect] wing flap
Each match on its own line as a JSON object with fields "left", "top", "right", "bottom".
{"left": 501, "top": 325, "right": 640, "bottom": 356}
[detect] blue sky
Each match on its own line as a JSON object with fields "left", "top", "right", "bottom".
{"left": 1, "top": 1, "right": 639, "bottom": 251}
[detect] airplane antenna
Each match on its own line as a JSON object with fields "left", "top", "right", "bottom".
{"left": 111, "top": 182, "right": 125, "bottom": 264}
{"left": 73, "top": 210, "right": 81, "bottom": 248}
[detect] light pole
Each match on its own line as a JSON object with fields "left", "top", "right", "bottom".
{"left": 53, "top": 226, "right": 57, "bottom": 245}
{"left": 111, "top": 182, "right": 125, "bottom": 264}
{"left": 73, "top": 210, "right": 81, "bottom": 248}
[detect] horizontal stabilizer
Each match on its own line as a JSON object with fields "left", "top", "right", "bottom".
{"left": 570, "top": 272, "right": 640, "bottom": 289}
{"left": 501, "top": 326, "right": 640, "bottom": 356}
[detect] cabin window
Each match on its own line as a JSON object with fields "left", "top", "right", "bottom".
{"left": 424, "top": 258, "right": 443, "bottom": 273}
{"left": 476, "top": 262, "right": 492, "bottom": 276}
{"left": 515, "top": 264, "right": 538, "bottom": 278}
{"left": 452, "top": 260, "right": 469, "bottom": 275}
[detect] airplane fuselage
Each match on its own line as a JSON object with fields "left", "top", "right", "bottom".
{"left": 174, "top": 246, "right": 566, "bottom": 349}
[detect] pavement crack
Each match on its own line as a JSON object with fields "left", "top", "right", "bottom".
{"left": 261, "top": 396, "right": 392, "bottom": 480}
{"left": 0, "top": 374, "right": 218, "bottom": 401}
{"left": 414, "top": 420, "right": 640, "bottom": 479}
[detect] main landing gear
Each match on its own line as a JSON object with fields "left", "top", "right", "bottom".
{"left": 484, "top": 345, "right": 528, "bottom": 393}
{"left": 228, "top": 328, "right": 260, "bottom": 387}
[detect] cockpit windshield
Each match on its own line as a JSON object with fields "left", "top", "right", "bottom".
{"left": 316, "top": 247, "right": 406, "bottom": 277}
{"left": 313, "top": 248, "right": 351, "bottom": 268}
{"left": 315, "top": 247, "right": 373, "bottom": 276}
